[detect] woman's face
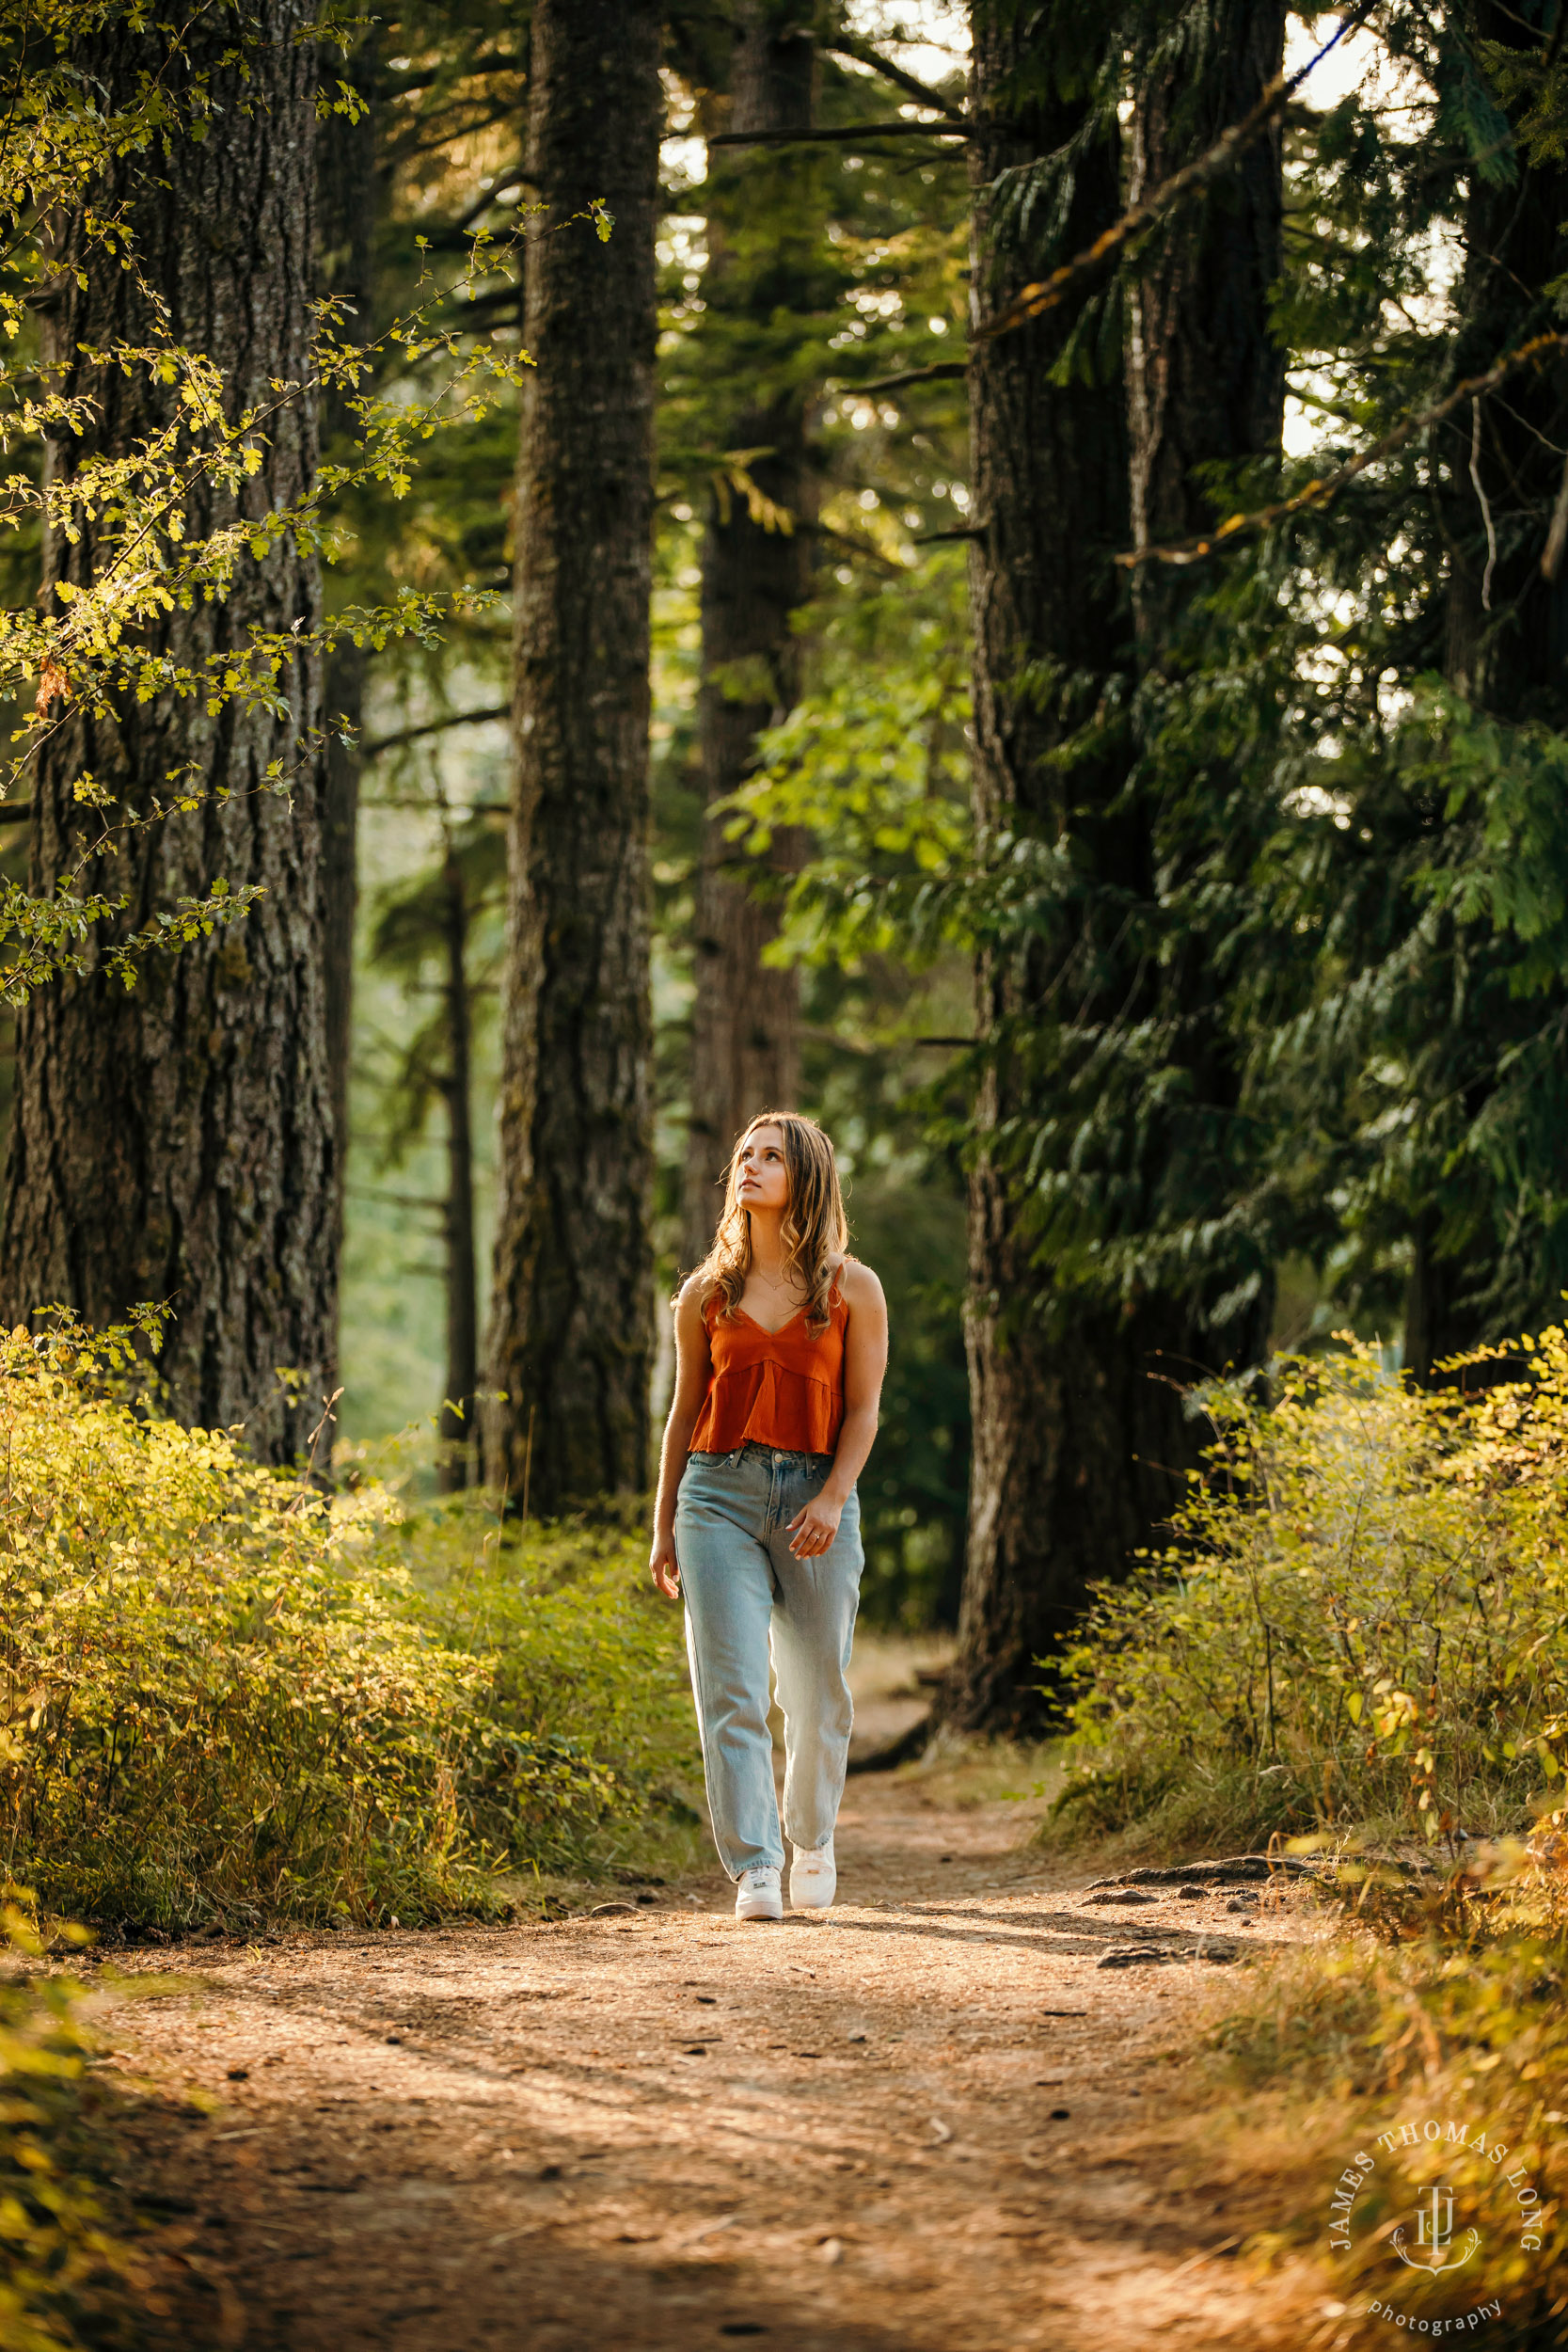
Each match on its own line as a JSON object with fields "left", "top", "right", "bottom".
{"left": 736, "top": 1124, "right": 790, "bottom": 1216}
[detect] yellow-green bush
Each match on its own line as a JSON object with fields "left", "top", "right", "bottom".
{"left": 1212, "top": 1907, "right": 1568, "bottom": 2341}
{"left": 0, "top": 1326, "right": 698, "bottom": 1930}
{"left": 0, "top": 1900, "right": 147, "bottom": 2352}
{"left": 1050, "top": 1336, "right": 1568, "bottom": 1853}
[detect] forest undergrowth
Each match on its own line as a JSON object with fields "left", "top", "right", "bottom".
{"left": 0, "top": 1322, "right": 704, "bottom": 1940}
{"left": 1039, "top": 1332, "right": 1568, "bottom": 2340}
{"left": 1045, "top": 1332, "right": 1568, "bottom": 1861}
{"left": 0, "top": 1318, "right": 713, "bottom": 2349}
{"left": 1188, "top": 1872, "right": 1568, "bottom": 2340}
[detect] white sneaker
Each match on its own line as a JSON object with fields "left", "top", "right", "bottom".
{"left": 790, "top": 1838, "right": 836, "bottom": 1912}
{"left": 735, "top": 1865, "right": 783, "bottom": 1922}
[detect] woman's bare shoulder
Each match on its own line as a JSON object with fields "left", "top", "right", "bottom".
{"left": 673, "top": 1272, "right": 712, "bottom": 1323}
{"left": 836, "top": 1257, "right": 885, "bottom": 1310}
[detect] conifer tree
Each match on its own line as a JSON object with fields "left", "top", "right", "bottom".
{"left": 1400, "top": 0, "right": 1568, "bottom": 1375}
{"left": 944, "top": 0, "right": 1134, "bottom": 1729}
{"left": 0, "top": 0, "right": 338, "bottom": 1463}
{"left": 316, "top": 28, "right": 381, "bottom": 1375}
{"left": 483, "top": 0, "right": 663, "bottom": 1511}
{"left": 368, "top": 812, "right": 503, "bottom": 1491}
{"left": 943, "top": 0, "right": 1285, "bottom": 1729}
{"left": 1236, "top": 0, "right": 1568, "bottom": 1381}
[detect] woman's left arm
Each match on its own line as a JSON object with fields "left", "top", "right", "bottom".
{"left": 787, "top": 1263, "right": 889, "bottom": 1559}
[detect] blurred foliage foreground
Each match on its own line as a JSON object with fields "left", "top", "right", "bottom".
{"left": 0, "top": 1322, "right": 702, "bottom": 1936}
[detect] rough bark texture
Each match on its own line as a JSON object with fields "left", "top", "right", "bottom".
{"left": 944, "top": 0, "right": 1284, "bottom": 1733}
{"left": 0, "top": 4, "right": 336, "bottom": 1465}
{"left": 948, "top": 9, "right": 1143, "bottom": 1734}
{"left": 320, "top": 652, "right": 366, "bottom": 1184}
{"left": 680, "top": 3, "right": 816, "bottom": 1269}
{"left": 1126, "top": 2, "right": 1286, "bottom": 653}
{"left": 315, "top": 37, "right": 378, "bottom": 1366}
{"left": 1442, "top": 4, "right": 1568, "bottom": 723}
{"left": 1122, "top": 0, "right": 1284, "bottom": 1367}
{"left": 483, "top": 0, "right": 661, "bottom": 1511}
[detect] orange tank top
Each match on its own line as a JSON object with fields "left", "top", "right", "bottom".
{"left": 689, "top": 1277, "right": 848, "bottom": 1457}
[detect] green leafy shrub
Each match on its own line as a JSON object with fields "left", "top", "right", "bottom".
{"left": 370, "top": 1491, "right": 702, "bottom": 1877}
{"left": 1048, "top": 1337, "right": 1568, "bottom": 1854}
{"left": 0, "top": 1327, "right": 699, "bottom": 1930}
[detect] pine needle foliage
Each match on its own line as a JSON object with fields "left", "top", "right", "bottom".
{"left": 926, "top": 0, "right": 1568, "bottom": 1371}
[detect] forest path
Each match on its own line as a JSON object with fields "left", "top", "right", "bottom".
{"left": 101, "top": 1767, "right": 1319, "bottom": 2352}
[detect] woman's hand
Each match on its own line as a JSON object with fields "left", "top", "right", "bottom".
{"left": 649, "top": 1532, "right": 681, "bottom": 1599}
{"left": 786, "top": 1492, "right": 843, "bottom": 1559}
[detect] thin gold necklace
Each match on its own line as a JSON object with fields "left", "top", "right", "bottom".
{"left": 752, "top": 1267, "right": 801, "bottom": 1298}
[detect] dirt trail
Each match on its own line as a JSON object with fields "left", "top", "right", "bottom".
{"left": 93, "top": 1758, "right": 1321, "bottom": 2352}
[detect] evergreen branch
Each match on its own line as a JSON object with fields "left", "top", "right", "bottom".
{"left": 854, "top": 360, "right": 967, "bottom": 392}
{"left": 1541, "top": 447, "right": 1568, "bottom": 580}
{"left": 449, "top": 167, "right": 536, "bottom": 236}
{"left": 821, "top": 35, "right": 968, "bottom": 124}
{"left": 707, "top": 119, "right": 972, "bottom": 148}
{"left": 376, "top": 53, "right": 523, "bottom": 99}
{"left": 1469, "top": 396, "right": 1499, "bottom": 610}
{"left": 1117, "top": 332, "right": 1568, "bottom": 568}
{"left": 974, "top": 0, "right": 1379, "bottom": 345}
{"left": 800, "top": 519, "right": 906, "bottom": 574}
{"left": 363, "top": 706, "right": 510, "bottom": 757}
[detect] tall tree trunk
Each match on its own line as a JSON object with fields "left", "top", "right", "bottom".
{"left": 315, "top": 34, "right": 379, "bottom": 1344}
{"left": 1121, "top": 0, "right": 1284, "bottom": 1381}
{"left": 680, "top": 4, "right": 816, "bottom": 1268}
{"left": 945, "top": 6, "right": 1139, "bottom": 1734}
{"left": 483, "top": 0, "right": 662, "bottom": 1512}
{"left": 0, "top": 2, "right": 336, "bottom": 1466}
{"left": 1407, "top": 0, "right": 1568, "bottom": 1373}
{"left": 943, "top": 0, "right": 1283, "bottom": 1733}
{"left": 321, "top": 655, "right": 365, "bottom": 1186}
{"left": 438, "top": 842, "right": 478, "bottom": 1492}
{"left": 1125, "top": 3, "right": 1286, "bottom": 659}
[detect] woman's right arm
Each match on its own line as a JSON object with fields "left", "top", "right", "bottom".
{"left": 649, "top": 1280, "right": 710, "bottom": 1599}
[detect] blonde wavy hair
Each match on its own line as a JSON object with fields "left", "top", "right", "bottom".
{"left": 692, "top": 1111, "right": 848, "bottom": 1334}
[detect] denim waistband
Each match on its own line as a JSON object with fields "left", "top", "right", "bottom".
{"left": 689, "top": 1440, "right": 833, "bottom": 1471}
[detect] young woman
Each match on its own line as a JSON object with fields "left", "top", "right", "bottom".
{"left": 649, "top": 1112, "right": 888, "bottom": 1921}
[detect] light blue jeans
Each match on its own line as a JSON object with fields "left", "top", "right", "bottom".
{"left": 675, "top": 1442, "right": 864, "bottom": 1880}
